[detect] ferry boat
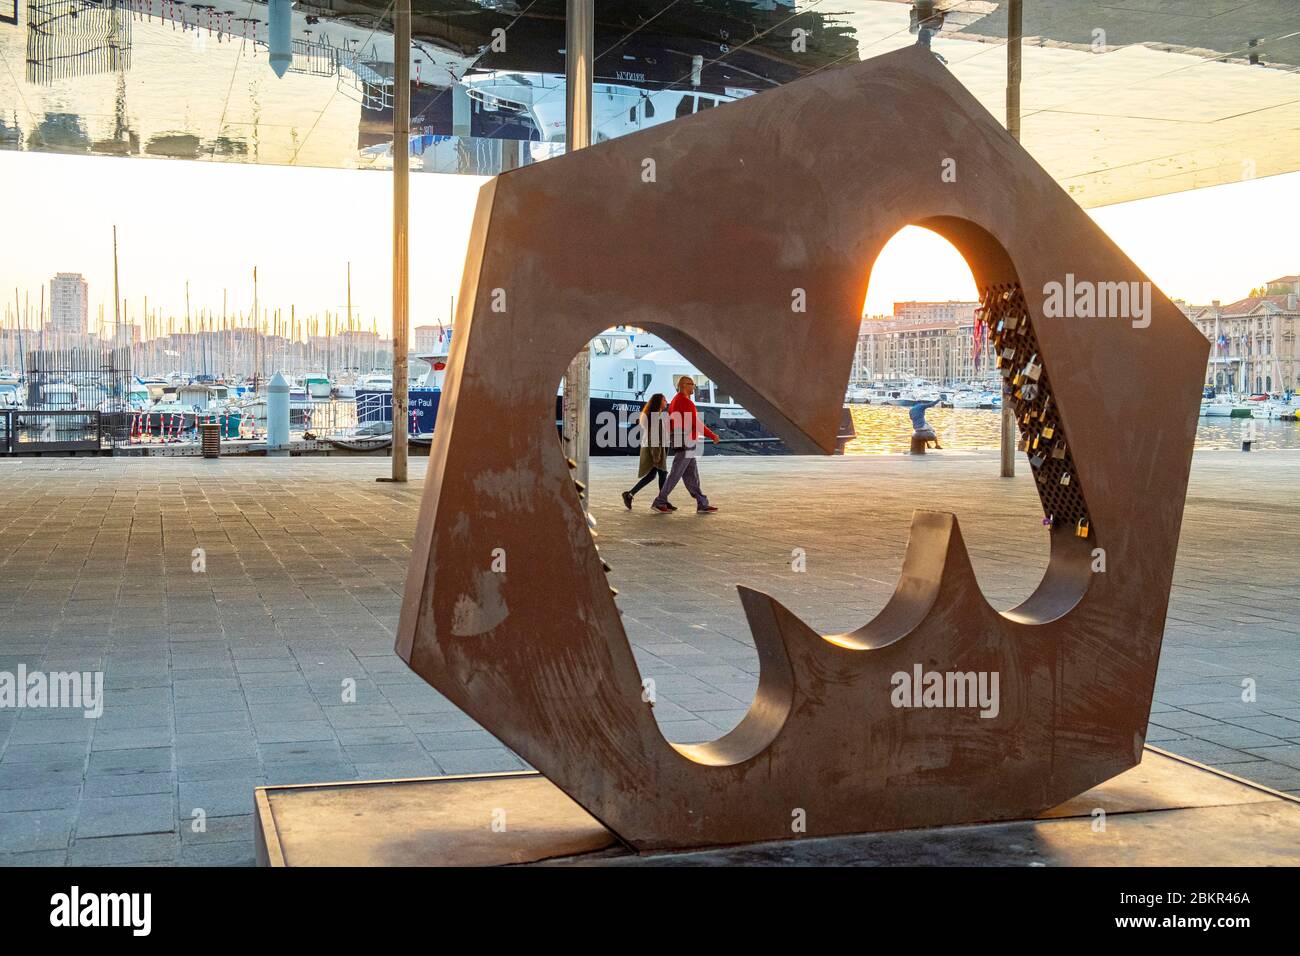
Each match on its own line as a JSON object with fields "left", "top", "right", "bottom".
{"left": 348, "top": 332, "right": 451, "bottom": 445}
{"left": 580, "top": 330, "right": 836, "bottom": 455}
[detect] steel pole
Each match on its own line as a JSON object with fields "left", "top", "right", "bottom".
{"left": 1001, "top": 0, "right": 1022, "bottom": 479}
{"left": 561, "top": 0, "right": 594, "bottom": 488}
{"left": 391, "top": 0, "right": 411, "bottom": 482}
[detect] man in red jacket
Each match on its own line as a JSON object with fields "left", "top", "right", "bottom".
{"left": 651, "top": 376, "right": 720, "bottom": 514}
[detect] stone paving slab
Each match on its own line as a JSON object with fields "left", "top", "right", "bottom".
{"left": 0, "top": 449, "right": 1298, "bottom": 865}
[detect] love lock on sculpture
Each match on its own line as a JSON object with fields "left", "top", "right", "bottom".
{"left": 395, "top": 44, "right": 1208, "bottom": 851}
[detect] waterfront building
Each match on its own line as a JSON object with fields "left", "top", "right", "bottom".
{"left": 1183, "top": 275, "right": 1300, "bottom": 394}
{"left": 891, "top": 300, "right": 980, "bottom": 326}
{"left": 414, "top": 325, "right": 444, "bottom": 354}
{"left": 854, "top": 303, "right": 992, "bottom": 386}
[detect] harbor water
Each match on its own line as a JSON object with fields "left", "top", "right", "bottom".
{"left": 843, "top": 405, "right": 1300, "bottom": 455}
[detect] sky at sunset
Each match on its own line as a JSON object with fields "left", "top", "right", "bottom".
{"left": 3, "top": 149, "right": 1297, "bottom": 340}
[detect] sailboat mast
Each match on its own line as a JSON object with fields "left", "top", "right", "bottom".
{"left": 253, "top": 266, "right": 260, "bottom": 392}
{"left": 112, "top": 226, "right": 121, "bottom": 349}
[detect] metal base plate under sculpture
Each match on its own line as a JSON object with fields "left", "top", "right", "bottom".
{"left": 254, "top": 748, "right": 1300, "bottom": 867}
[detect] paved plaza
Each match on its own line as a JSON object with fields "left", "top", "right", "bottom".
{"left": 0, "top": 450, "right": 1297, "bottom": 865}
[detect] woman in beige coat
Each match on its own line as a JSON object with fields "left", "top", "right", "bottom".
{"left": 622, "top": 393, "right": 673, "bottom": 510}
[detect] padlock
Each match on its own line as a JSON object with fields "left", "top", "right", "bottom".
{"left": 1059, "top": 473, "right": 1071, "bottom": 486}
{"left": 1024, "top": 353, "right": 1042, "bottom": 381}
{"left": 1002, "top": 346, "right": 1016, "bottom": 360}
{"left": 1075, "top": 517, "right": 1090, "bottom": 538}
{"left": 1029, "top": 454, "right": 1044, "bottom": 469}
{"left": 1012, "top": 372, "right": 1023, "bottom": 386}
{"left": 1051, "top": 443, "right": 1066, "bottom": 460}
{"left": 1031, "top": 435, "right": 1040, "bottom": 449}
{"left": 1005, "top": 315, "right": 1019, "bottom": 330}
{"left": 1016, "top": 438, "right": 1028, "bottom": 452}
{"left": 1041, "top": 425, "right": 1054, "bottom": 440}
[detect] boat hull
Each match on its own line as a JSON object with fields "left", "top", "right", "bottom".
{"left": 357, "top": 390, "right": 853, "bottom": 455}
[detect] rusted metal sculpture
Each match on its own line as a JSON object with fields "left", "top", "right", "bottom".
{"left": 396, "top": 44, "right": 1208, "bottom": 850}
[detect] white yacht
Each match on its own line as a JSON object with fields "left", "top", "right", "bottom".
{"left": 1199, "top": 396, "right": 1254, "bottom": 418}
{"left": 358, "top": 371, "right": 394, "bottom": 391}
{"left": 303, "top": 373, "right": 333, "bottom": 400}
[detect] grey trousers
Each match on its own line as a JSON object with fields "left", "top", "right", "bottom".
{"left": 652, "top": 450, "right": 710, "bottom": 510}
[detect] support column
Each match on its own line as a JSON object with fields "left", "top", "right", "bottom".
{"left": 390, "top": 0, "right": 411, "bottom": 482}
{"left": 1001, "top": 0, "right": 1022, "bottom": 479}
{"left": 561, "top": 0, "right": 594, "bottom": 488}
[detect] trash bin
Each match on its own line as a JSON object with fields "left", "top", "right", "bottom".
{"left": 200, "top": 422, "right": 221, "bottom": 459}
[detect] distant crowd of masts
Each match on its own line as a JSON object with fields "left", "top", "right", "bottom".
{"left": 2, "top": 291, "right": 395, "bottom": 380}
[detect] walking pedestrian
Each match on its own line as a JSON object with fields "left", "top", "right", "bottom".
{"left": 651, "top": 376, "right": 720, "bottom": 514}
{"left": 622, "top": 393, "right": 672, "bottom": 510}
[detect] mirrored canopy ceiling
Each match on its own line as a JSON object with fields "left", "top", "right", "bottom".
{"left": 1, "top": 0, "right": 1297, "bottom": 206}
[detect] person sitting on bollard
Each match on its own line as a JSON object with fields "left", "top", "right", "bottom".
{"left": 909, "top": 398, "right": 942, "bottom": 450}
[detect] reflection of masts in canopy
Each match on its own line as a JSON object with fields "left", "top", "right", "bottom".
{"left": 26, "top": 0, "right": 132, "bottom": 85}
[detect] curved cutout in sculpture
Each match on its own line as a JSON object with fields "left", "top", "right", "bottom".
{"left": 395, "top": 44, "right": 1208, "bottom": 850}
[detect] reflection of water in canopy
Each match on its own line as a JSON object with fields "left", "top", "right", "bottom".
{"left": 26, "top": 0, "right": 132, "bottom": 85}
{"left": 0, "top": 113, "right": 20, "bottom": 147}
